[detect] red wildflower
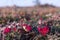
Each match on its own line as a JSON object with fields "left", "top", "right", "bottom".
{"left": 23, "top": 24, "right": 32, "bottom": 32}
{"left": 13, "top": 27, "right": 17, "bottom": 32}
{"left": 26, "top": 25, "right": 32, "bottom": 32}
{"left": 38, "top": 26, "right": 49, "bottom": 36}
{"left": 4, "top": 27, "right": 11, "bottom": 34}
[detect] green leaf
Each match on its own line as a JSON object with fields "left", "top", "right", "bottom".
{"left": 5, "top": 35, "right": 10, "bottom": 40}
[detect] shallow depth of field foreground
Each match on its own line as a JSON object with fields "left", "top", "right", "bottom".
{"left": 0, "top": 11, "right": 60, "bottom": 40}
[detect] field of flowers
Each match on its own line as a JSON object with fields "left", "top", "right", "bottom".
{"left": 0, "top": 13, "right": 60, "bottom": 40}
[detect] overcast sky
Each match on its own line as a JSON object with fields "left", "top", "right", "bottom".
{"left": 0, "top": 0, "right": 60, "bottom": 7}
